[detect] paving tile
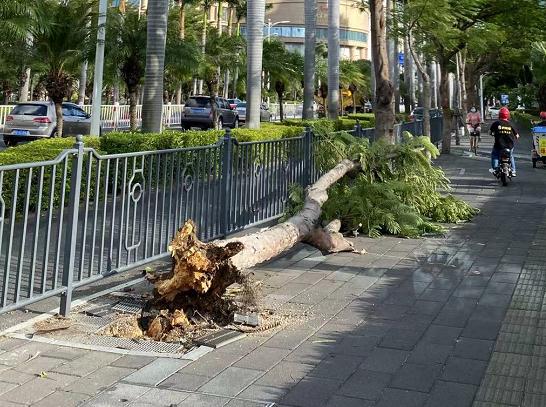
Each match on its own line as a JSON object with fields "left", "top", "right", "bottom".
{"left": 462, "top": 319, "right": 502, "bottom": 340}
{"left": 199, "top": 366, "right": 263, "bottom": 396}
{"left": 225, "top": 400, "right": 272, "bottom": 407}
{"left": 109, "top": 355, "right": 155, "bottom": 369}
{"left": 376, "top": 388, "right": 429, "bottom": 407}
{"left": 390, "top": 363, "right": 441, "bottom": 392}
{"left": 337, "top": 369, "right": 391, "bottom": 401}
{"left": 453, "top": 337, "right": 494, "bottom": 361}
{"left": 0, "top": 372, "right": 79, "bottom": 404}
{"left": 479, "top": 293, "right": 513, "bottom": 308}
{"left": 281, "top": 377, "right": 343, "bottom": 407}
{"left": 420, "top": 289, "right": 452, "bottom": 302}
{"left": 264, "top": 329, "right": 314, "bottom": 350}
{"left": 0, "top": 338, "right": 26, "bottom": 351}
{"left": 123, "top": 358, "right": 190, "bottom": 386}
{"left": 134, "top": 387, "right": 190, "bottom": 405}
{"left": 379, "top": 327, "right": 423, "bottom": 350}
{"left": 0, "top": 368, "right": 35, "bottom": 384}
{"left": 326, "top": 395, "right": 374, "bottom": 407}
{"left": 52, "top": 352, "right": 121, "bottom": 377}
{"left": 65, "top": 366, "right": 135, "bottom": 395}
{"left": 442, "top": 356, "right": 487, "bottom": 385}
{"left": 33, "top": 390, "right": 90, "bottom": 407}
{"left": 14, "top": 356, "right": 65, "bottom": 374}
{"left": 255, "top": 361, "right": 314, "bottom": 388}
{"left": 410, "top": 300, "right": 444, "bottom": 316}
{"left": 422, "top": 325, "right": 462, "bottom": 346}
{"left": 176, "top": 393, "right": 232, "bottom": 406}
{"left": 81, "top": 383, "right": 150, "bottom": 406}
{"left": 237, "top": 384, "right": 288, "bottom": 402}
{"left": 475, "top": 374, "right": 524, "bottom": 405}
{"left": 158, "top": 371, "right": 210, "bottom": 391}
{"left": 308, "top": 354, "right": 363, "bottom": 381}
{"left": 523, "top": 393, "right": 546, "bottom": 407}
{"left": 234, "top": 346, "right": 291, "bottom": 370}
{"left": 425, "top": 380, "right": 476, "bottom": 407}
{"left": 283, "top": 342, "right": 331, "bottom": 364}
{"left": 408, "top": 342, "right": 452, "bottom": 365}
{"left": 360, "top": 347, "right": 409, "bottom": 373}
{"left": 330, "top": 334, "right": 379, "bottom": 356}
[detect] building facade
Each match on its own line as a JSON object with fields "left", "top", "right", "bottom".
{"left": 259, "top": 0, "right": 370, "bottom": 61}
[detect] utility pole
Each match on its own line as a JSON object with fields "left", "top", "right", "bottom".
{"left": 90, "top": 0, "right": 108, "bottom": 136}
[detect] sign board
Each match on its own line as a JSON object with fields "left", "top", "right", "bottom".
{"left": 398, "top": 52, "right": 404, "bottom": 66}
{"left": 500, "top": 94, "right": 509, "bottom": 105}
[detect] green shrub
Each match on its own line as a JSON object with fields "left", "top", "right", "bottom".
{"left": 345, "top": 113, "right": 376, "bottom": 127}
{"left": 512, "top": 111, "right": 539, "bottom": 131}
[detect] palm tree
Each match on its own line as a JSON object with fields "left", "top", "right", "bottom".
{"left": 141, "top": 0, "right": 169, "bottom": 133}
{"left": 340, "top": 60, "right": 367, "bottom": 114}
{"left": 30, "top": 0, "right": 93, "bottom": 137}
{"left": 264, "top": 40, "right": 304, "bottom": 121}
{"left": 246, "top": 0, "right": 266, "bottom": 129}
{"left": 302, "top": 0, "right": 317, "bottom": 119}
{"left": 106, "top": 7, "right": 147, "bottom": 130}
{"left": 327, "top": 0, "right": 340, "bottom": 119}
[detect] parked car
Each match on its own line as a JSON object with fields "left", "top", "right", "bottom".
{"left": 236, "top": 102, "right": 271, "bottom": 123}
{"left": 181, "top": 96, "right": 239, "bottom": 130}
{"left": 487, "top": 106, "right": 500, "bottom": 119}
{"left": 3, "top": 101, "right": 96, "bottom": 147}
{"left": 227, "top": 98, "right": 243, "bottom": 110}
{"left": 409, "top": 107, "right": 442, "bottom": 122}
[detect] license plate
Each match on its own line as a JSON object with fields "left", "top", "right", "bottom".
{"left": 191, "top": 108, "right": 205, "bottom": 113}
{"left": 12, "top": 130, "right": 30, "bottom": 136}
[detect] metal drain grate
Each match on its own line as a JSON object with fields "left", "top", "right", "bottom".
{"left": 76, "top": 335, "right": 184, "bottom": 353}
{"left": 73, "top": 314, "right": 118, "bottom": 332}
{"left": 112, "top": 298, "right": 145, "bottom": 314}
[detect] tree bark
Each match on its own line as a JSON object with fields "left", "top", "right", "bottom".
{"left": 408, "top": 33, "right": 430, "bottom": 138}
{"left": 403, "top": 35, "right": 414, "bottom": 112}
{"left": 327, "top": 0, "right": 340, "bottom": 119}
{"left": 439, "top": 57, "right": 452, "bottom": 154}
{"left": 303, "top": 0, "right": 317, "bottom": 120}
{"left": 246, "top": 0, "right": 265, "bottom": 128}
{"left": 458, "top": 51, "right": 468, "bottom": 114}
{"left": 19, "top": 67, "right": 31, "bottom": 103}
{"left": 179, "top": 0, "right": 185, "bottom": 40}
{"left": 369, "top": 0, "right": 395, "bottom": 143}
{"left": 142, "top": 0, "right": 169, "bottom": 133}
{"left": 54, "top": 102, "right": 63, "bottom": 137}
{"left": 129, "top": 87, "right": 138, "bottom": 131}
{"left": 77, "top": 62, "right": 87, "bottom": 105}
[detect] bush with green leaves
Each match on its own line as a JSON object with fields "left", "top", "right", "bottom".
{"left": 312, "top": 131, "right": 478, "bottom": 238}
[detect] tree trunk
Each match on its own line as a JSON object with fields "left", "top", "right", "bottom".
{"left": 278, "top": 91, "right": 284, "bottom": 122}
{"left": 227, "top": 7, "right": 234, "bottom": 35}
{"left": 327, "top": 0, "right": 340, "bottom": 119}
{"left": 142, "top": 0, "right": 169, "bottom": 133}
{"left": 408, "top": 33, "right": 430, "bottom": 138}
{"left": 458, "top": 51, "right": 468, "bottom": 114}
{"left": 176, "top": 84, "right": 182, "bottom": 104}
{"left": 217, "top": 2, "right": 223, "bottom": 32}
{"left": 129, "top": 87, "right": 138, "bottom": 131}
{"left": 19, "top": 67, "right": 31, "bottom": 103}
{"left": 223, "top": 70, "right": 230, "bottom": 99}
{"left": 199, "top": 9, "right": 208, "bottom": 95}
{"left": 54, "top": 102, "right": 63, "bottom": 137}
{"left": 179, "top": 0, "right": 185, "bottom": 40}
{"left": 439, "top": 57, "right": 452, "bottom": 154}
{"left": 369, "top": 0, "right": 395, "bottom": 143}
{"left": 77, "top": 62, "right": 87, "bottom": 105}
{"left": 403, "top": 35, "right": 413, "bottom": 112}
{"left": 303, "top": 0, "right": 317, "bottom": 120}
{"left": 232, "top": 66, "right": 239, "bottom": 98}
{"left": 246, "top": 0, "right": 265, "bottom": 129}
{"left": 352, "top": 92, "right": 357, "bottom": 114}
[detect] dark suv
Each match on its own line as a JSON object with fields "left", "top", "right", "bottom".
{"left": 181, "top": 96, "right": 239, "bottom": 130}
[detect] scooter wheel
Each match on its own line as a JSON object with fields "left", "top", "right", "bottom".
{"left": 501, "top": 172, "right": 508, "bottom": 186}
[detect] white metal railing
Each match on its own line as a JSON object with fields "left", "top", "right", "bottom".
{"left": 0, "top": 103, "right": 185, "bottom": 130}
{"left": 269, "top": 102, "right": 302, "bottom": 121}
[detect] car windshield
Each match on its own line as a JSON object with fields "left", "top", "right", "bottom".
{"left": 186, "top": 98, "right": 211, "bottom": 108}
{"left": 11, "top": 104, "right": 48, "bottom": 116}
{"left": 237, "top": 103, "right": 246, "bottom": 108}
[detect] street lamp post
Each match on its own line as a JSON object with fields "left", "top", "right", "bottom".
{"left": 90, "top": 0, "right": 108, "bottom": 136}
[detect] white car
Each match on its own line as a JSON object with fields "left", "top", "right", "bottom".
{"left": 488, "top": 106, "right": 500, "bottom": 120}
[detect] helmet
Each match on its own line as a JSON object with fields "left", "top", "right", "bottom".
{"left": 499, "top": 107, "right": 510, "bottom": 120}
{"left": 540, "top": 111, "right": 546, "bottom": 120}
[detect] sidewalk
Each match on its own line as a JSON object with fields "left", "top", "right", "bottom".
{"left": 0, "top": 151, "right": 545, "bottom": 406}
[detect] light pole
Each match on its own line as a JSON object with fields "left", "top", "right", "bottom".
{"left": 90, "top": 0, "right": 108, "bottom": 136}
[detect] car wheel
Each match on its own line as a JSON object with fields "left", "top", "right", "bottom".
{"left": 4, "top": 139, "right": 17, "bottom": 147}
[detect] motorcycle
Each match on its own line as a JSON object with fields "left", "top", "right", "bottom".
{"left": 494, "top": 148, "right": 514, "bottom": 186}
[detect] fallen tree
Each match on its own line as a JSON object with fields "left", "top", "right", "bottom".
{"left": 128, "top": 132, "right": 477, "bottom": 341}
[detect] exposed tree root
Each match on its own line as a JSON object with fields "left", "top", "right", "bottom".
{"left": 135, "top": 159, "right": 362, "bottom": 341}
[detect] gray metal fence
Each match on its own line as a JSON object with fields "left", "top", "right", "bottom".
{"left": 0, "top": 117, "right": 443, "bottom": 316}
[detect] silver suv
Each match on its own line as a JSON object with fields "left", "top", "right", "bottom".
{"left": 3, "top": 101, "right": 93, "bottom": 146}
{"left": 181, "top": 96, "right": 239, "bottom": 130}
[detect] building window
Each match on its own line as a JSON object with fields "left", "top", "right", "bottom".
{"left": 241, "top": 26, "right": 368, "bottom": 44}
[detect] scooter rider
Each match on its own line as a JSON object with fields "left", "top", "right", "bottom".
{"left": 536, "top": 111, "right": 546, "bottom": 127}
{"left": 466, "top": 106, "right": 482, "bottom": 152}
{"left": 490, "top": 107, "right": 519, "bottom": 176}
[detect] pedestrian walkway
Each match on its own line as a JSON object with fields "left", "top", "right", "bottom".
{"left": 0, "top": 151, "right": 545, "bottom": 406}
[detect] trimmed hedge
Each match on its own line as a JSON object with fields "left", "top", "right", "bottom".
{"left": 512, "top": 111, "right": 539, "bottom": 131}
{"left": 0, "top": 136, "right": 101, "bottom": 165}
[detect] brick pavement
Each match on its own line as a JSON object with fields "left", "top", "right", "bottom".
{"left": 0, "top": 151, "right": 544, "bottom": 406}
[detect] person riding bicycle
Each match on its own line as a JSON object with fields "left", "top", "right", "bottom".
{"left": 490, "top": 107, "right": 519, "bottom": 176}
{"left": 466, "top": 106, "right": 482, "bottom": 153}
